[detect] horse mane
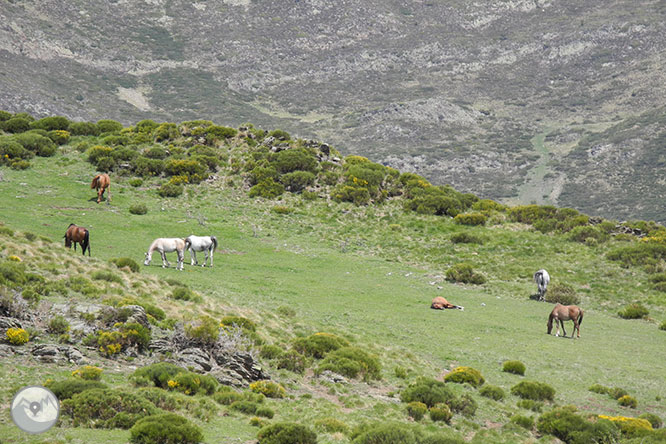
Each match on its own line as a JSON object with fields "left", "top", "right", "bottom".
{"left": 211, "top": 235, "right": 218, "bottom": 251}
{"left": 91, "top": 175, "right": 100, "bottom": 189}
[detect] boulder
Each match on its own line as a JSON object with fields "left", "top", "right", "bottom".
{"left": 31, "top": 344, "right": 86, "bottom": 364}
{"left": 0, "top": 316, "right": 22, "bottom": 330}
{"left": 177, "top": 347, "right": 213, "bottom": 372}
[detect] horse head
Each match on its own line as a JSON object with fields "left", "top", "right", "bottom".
{"left": 546, "top": 314, "right": 554, "bottom": 334}
{"left": 144, "top": 252, "right": 151, "bottom": 266}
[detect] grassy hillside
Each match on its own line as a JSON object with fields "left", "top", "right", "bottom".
{"left": 0, "top": 117, "right": 665, "bottom": 444}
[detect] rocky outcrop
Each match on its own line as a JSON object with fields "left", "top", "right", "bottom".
{"left": 31, "top": 344, "right": 86, "bottom": 364}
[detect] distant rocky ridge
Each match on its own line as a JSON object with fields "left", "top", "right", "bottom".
{"left": 1, "top": 0, "right": 665, "bottom": 222}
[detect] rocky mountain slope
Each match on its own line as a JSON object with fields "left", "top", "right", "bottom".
{"left": 1, "top": 0, "right": 665, "bottom": 221}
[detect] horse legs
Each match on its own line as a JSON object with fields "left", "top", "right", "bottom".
{"left": 560, "top": 320, "right": 567, "bottom": 337}
{"left": 206, "top": 248, "right": 213, "bottom": 267}
{"left": 177, "top": 249, "right": 184, "bottom": 271}
{"left": 190, "top": 249, "right": 198, "bottom": 266}
{"left": 160, "top": 251, "right": 170, "bottom": 268}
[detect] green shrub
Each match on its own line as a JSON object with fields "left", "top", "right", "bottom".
{"left": 449, "top": 393, "right": 477, "bottom": 417}
{"left": 110, "top": 257, "right": 140, "bottom": 272}
{"left": 272, "top": 148, "right": 318, "bottom": 174}
{"left": 4, "top": 117, "right": 31, "bottom": 133}
{"left": 445, "top": 263, "right": 486, "bottom": 285}
{"left": 213, "top": 391, "right": 243, "bottom": 405}
{"left": 429, "top": 404, "right": 453, "bottom": 423}
{"left": 0, "top": 139, "right": 32, "bottom": 163}
{"left": 618, "top": 395, "right": 638, "bottom": 408}
{"left": 132, "top": 157, "right": 164, "bottom": 176}
{"left": 249, "top": 166, "right": 279, "bottom": 185}
{"left": 537, "top": 406, "right": 619, "bottom": 444}
{"left": 317, "top": 346, "right": 381, "bottom": 381}
{"left": 13, "top": 133, "right": 57, "bottom": 156}
{"left": 610, "top": 387, "right": 629, "bottom": 400}
{"left": 639, "top": 413, "right": 663, "bottom": 429}
{"left": 158, "top": 182, "right": 184, "bottom": 198}
{"left": 250, "top": 380, "right": 286, "bottom": 399}
{"left": 276, "top": 350, "right": 308, "bottom": 374}
{"left": 660, "top": 320, "right": 666, "bottom": 331}
{"left": 220, "top": 315, "right": 257, "bottom": 332}
{"left": 249, "top": 179, "right": 285, "bottom": 199}
{"left": 454, "top": 213, "right": 487, "bottom": 226}
{"left": 510, "top": 414, "right": 534, "bottom": 430}
{"left": 450, "top": 232, "right": 484, "bottom": 244}
{"left": 314, "top": 417, "right": 349, "bottom": 434}
{"left": 91, "top": 270, "right": 123, "bottom": 284}
{"left": 31, "top": 116, "right": 70, "bottom": 131}
{"left": 47, "top": 379, "right": 106, "bottom": 400}
{"left": 479, "top": 385, "right": 505, "bottom": 401}
{"left": 400, "top": 378, "right": 456, "bottom": 408}
{"left": 132, "top": 362, "right": 187, "bottom": 389}
{"left": 230, "top": 400, "right": 258, "bottom": 415}
{"left": 607, "top": 243, "right": 666, "bottom": 267}
{"left": 130, "top": 413, "right": 203, "bottom": 444}
{"left": 170, "top": 372, "right": 218, "bottom": 396}
{"left": 61, "top": 388, "right": 156, "bottom": 428}
{"left": 205, "top": 125, "right": 237, "bottom": 142}
{"left": 47, "top": 315, "right": 70, "bottom": 335}
{"left": 257, "top": 422, "right": 317, "bottom": 444}
{"left": 568, "top": 225, "right": 609, "bottom": 243}
{"left": 280, "top": 171, "right": 316, "bottom": 192}
{"left": 516, "top": 399, "right": 543, "bottom": 412}
{"left": 267, "top": 129, "right": 291, "bottom": 141}
{"left": 404, "top": 187, "right": 462, "bottom": 217}
{"left": 259, "top": 344, "right": 284, "bottom": 360}
{"left": 182, "top": 316, "right": 219, "bottom": 347}
{"left": 589, "top": 384, "right": 610, "bottom": 395}
{"left": 545, "top": 283, "right": 580, "bottom": 305}
{"left": 97, "top": 119, "right": 124, "bottom": 133}
{"left": 502, "top": 360, "right": 526, "bottom": 376}
{"left": 618, "top": 303, "right": 649, "bottom": 319}
{"left": 171, "top": 287, "right": 201, "bottom": 302}
{"left": 406, "top": 401, "right": 428, "bottom": 420}
{"left": 129, "top": 203, "right": 148, "bottom": 215}
{"left": 69, "top": 121, "right": 100, "bottom": 136}
{"left": 293, "top": 332, "right": 349, "bottom": 358}
{"left": 444, "top": 366, "right": 484, "bottom": 388}
{"left": 128, "top": 178, "right": 143, "bottom": 187}
{"left": 332, "top": 184, "right": 371, "bottom": 205}
{"left": 511, "top": 381, "right": 555, "bottom": 401}
{"left": 255, "top": 406, "right": 275, "bottom": 419}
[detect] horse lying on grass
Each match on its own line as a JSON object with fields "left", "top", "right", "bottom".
{"left": 547, "top": 303, "right": 583, "bottom": 338}
{"left": 431, "top": 296, "right": 464, "bottom": 310}
{"left": 64, "top": 224, "right": 90, "bottom": 256}
{"left": 144, "top": 238, "right": 186, "bottom": 270}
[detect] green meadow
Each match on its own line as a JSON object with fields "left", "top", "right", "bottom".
{"left": 0, "top": 136, "right": 665, "bottom": 443}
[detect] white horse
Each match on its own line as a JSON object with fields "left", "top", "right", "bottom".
{"left": 534, "top": 269, "right": 550, "bottom": 301}
{"left": 144, "top": 238, "right": 186, "bottom": 270}
{"left": 185, "top": 235, "right": 218, "bottom": 267}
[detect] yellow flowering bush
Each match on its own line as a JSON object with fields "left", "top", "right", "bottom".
{"left": 598, "top": 415, "right": 653, "bottom": 437}
{"left": 8, "top": 255, "right": 22, "bottom": 262}
{"left": 6, "top": 327, "right": 29, "bottom": 345}
{"left": 72, "top": 365, "right": 103, "bottom": 381}
{"left": 249, "top": 380, "right": 286, "bottom": 398}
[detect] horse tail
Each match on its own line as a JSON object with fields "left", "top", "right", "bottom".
{"left": 211, "top": 236, "right": 218, "bottom": 251}
{"left": 84, "top": 229, "right": 90, "bottom": 256}
{"left": 91, "top": 175, "right": 99, "bottom": 189}
{"left": 578, "top": 309, "right": 584, "bottom": 326}
{"left": 184, "top": 238, "right": 192, "bottom": 251}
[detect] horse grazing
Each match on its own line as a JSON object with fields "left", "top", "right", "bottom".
{"left": 185, "top": 235, "right": 218, "bottom": 267}
{"left": 91, "top": 173, "right": 111, "bottom": 204}
{"left": 144, "top": 238, "right": 186, "bottom": 270}
{"left": 64, "top": 224, "right": 90, "bottom": 256}
{"left": 431, "top": 296, "right": 464, "bottom": 310}
{"left": 534, "top": 269, "right": 550, "bottom": 301}
{"left": 547, "top": 304, "right": 584, "bottom": 338}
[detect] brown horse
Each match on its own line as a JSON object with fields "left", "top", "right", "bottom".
{"left": 431, "top": 296, "right": 464, "bottom": 310}
{"left": 91, "top": 173, "right": 111, "bottom": 204}
{"left": 547, "top": 304, "right": 583, "bottom": 338}
{"left": 64, "top": 224, "right": 90, "bottom": 256}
